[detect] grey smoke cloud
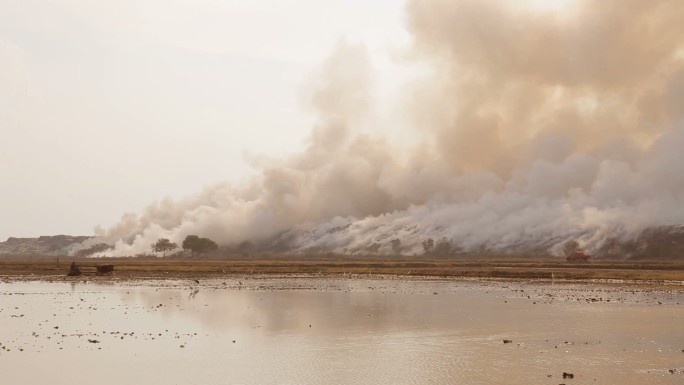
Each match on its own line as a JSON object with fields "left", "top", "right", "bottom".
{"left": 89, "top": 0, "right": 684, "bottom": 256}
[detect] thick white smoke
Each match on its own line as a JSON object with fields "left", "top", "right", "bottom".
{"left": 86, "top": 0, "right": 684, "bottom": 257}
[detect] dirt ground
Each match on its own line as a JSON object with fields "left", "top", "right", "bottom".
{"left": 2, "top": 256, "right": 684, "bottom": 282}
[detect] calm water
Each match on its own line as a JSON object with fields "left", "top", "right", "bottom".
{"left": 1, "top": 277, "right": 683, "bottom": 384}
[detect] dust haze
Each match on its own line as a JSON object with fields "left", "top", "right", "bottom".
{"left": 85, "top": 0, "right": 684, "bottom": 257}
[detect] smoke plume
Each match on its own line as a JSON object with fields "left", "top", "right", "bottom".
{"left": 86, "top": 0, "right": 684, "bottom": 257}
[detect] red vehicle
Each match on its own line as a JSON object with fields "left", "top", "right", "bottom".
{"left": 567, "top": 250, "right": 591, "bottom": 262}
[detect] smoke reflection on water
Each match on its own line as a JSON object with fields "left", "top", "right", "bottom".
{"left": 0, "top": 279, "right": 683, "bottom": 384}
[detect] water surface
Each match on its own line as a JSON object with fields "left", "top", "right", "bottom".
{"left": 1, "top": 277, "right": 683, "bottom": 384}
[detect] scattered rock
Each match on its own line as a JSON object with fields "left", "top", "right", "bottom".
{"left": 503, "top": 339, "right": 513, "bottom": 344}
{"left": 562, "top": 372, "right": 574, "bottom": 379}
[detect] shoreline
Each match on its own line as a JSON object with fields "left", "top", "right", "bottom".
{"left": 2, "top": 257, "right": 684, "bottom": 284}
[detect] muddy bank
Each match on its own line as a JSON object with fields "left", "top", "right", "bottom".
{"left": 2, "top": 257, "right": 684, "bottom": 283}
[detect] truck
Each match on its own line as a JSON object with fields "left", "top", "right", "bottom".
{"left": 566, "top": 250, "right": 591, "bottom": 262}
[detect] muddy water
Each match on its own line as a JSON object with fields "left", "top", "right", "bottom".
{"left": 1, "top": 277, "right": 683, "bottom": 384}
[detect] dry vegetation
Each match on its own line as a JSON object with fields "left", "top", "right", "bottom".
{"left": 2, "top": 255, "right": 684, "bottom": 282}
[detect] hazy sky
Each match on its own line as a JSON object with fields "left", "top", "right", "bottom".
{"left": 5, "top": 0, "right": 684, "bottom": 258}
{"left": 0, "top": 0, "right": 407, "bottom": 240}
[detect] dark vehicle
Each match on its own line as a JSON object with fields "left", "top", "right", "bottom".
{"left": 567, "top": 250, "right": 591, "bottom": 262}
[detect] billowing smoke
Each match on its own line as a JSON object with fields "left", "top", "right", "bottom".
{"left": 84, "top": 0, "right": 684, "bottom": 257}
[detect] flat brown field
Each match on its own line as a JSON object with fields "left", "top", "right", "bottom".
{"left": 2, "top": 256, "right": 684, "bottom": 282}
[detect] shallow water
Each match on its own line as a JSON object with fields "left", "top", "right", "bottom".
{"left": 1, "top": 277, "right": 683, "bottom": 384}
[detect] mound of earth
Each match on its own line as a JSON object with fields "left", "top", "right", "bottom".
{"left": 0, "top": 235, "right": 91, "bottom": 256}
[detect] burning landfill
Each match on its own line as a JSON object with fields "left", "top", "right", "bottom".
{"left": 75, "top": 0, "right": 684, "bottom": 258}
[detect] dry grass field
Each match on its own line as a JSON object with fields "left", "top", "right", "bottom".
{"left": 2, "top": 255, "right": 684, "bottom": 282}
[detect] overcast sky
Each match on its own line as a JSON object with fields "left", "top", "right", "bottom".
{"left": 0, "top": 0, "right": 408, "bottom": 240}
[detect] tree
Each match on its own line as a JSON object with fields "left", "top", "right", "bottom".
{"left": 434, "top": 237, "right": 452, "bottom": 256}
{"left": 152, "top": 238, "right": 177, "bottom": 257}
{"left": 422, "top": 238, "right": 434, "bottom": 254}
{"left": 182, "top": 235, "right": 200, "bottom": 253}
{"left": 182, "top": 235, "right": 218, "bottom": 256}
{"left": 195, "top": 238, "right": 218, "bottom": 254}
{"left": 390, "top": 239, "right": 402, "bottom": 254}
{"left": 562, "top": 240, "right": 580, "bottom": 258}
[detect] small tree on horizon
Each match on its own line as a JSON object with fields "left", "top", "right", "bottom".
{"left": 434, "top": 237, "right": 452, "bottom": 256}
{"left": 390, "top": 238, "right": 402, "bottom": 254}
{"left": 422, "top": 238, "right": 434, "bottom": 254}
{"left": 152, "top": 238, "right": 177, "bottom": 257}
{"left": 182, "top": 235, "right": 200, "bottom": 256}
{"left": 182, "top": 235, "right": 218, "bottom": 256}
